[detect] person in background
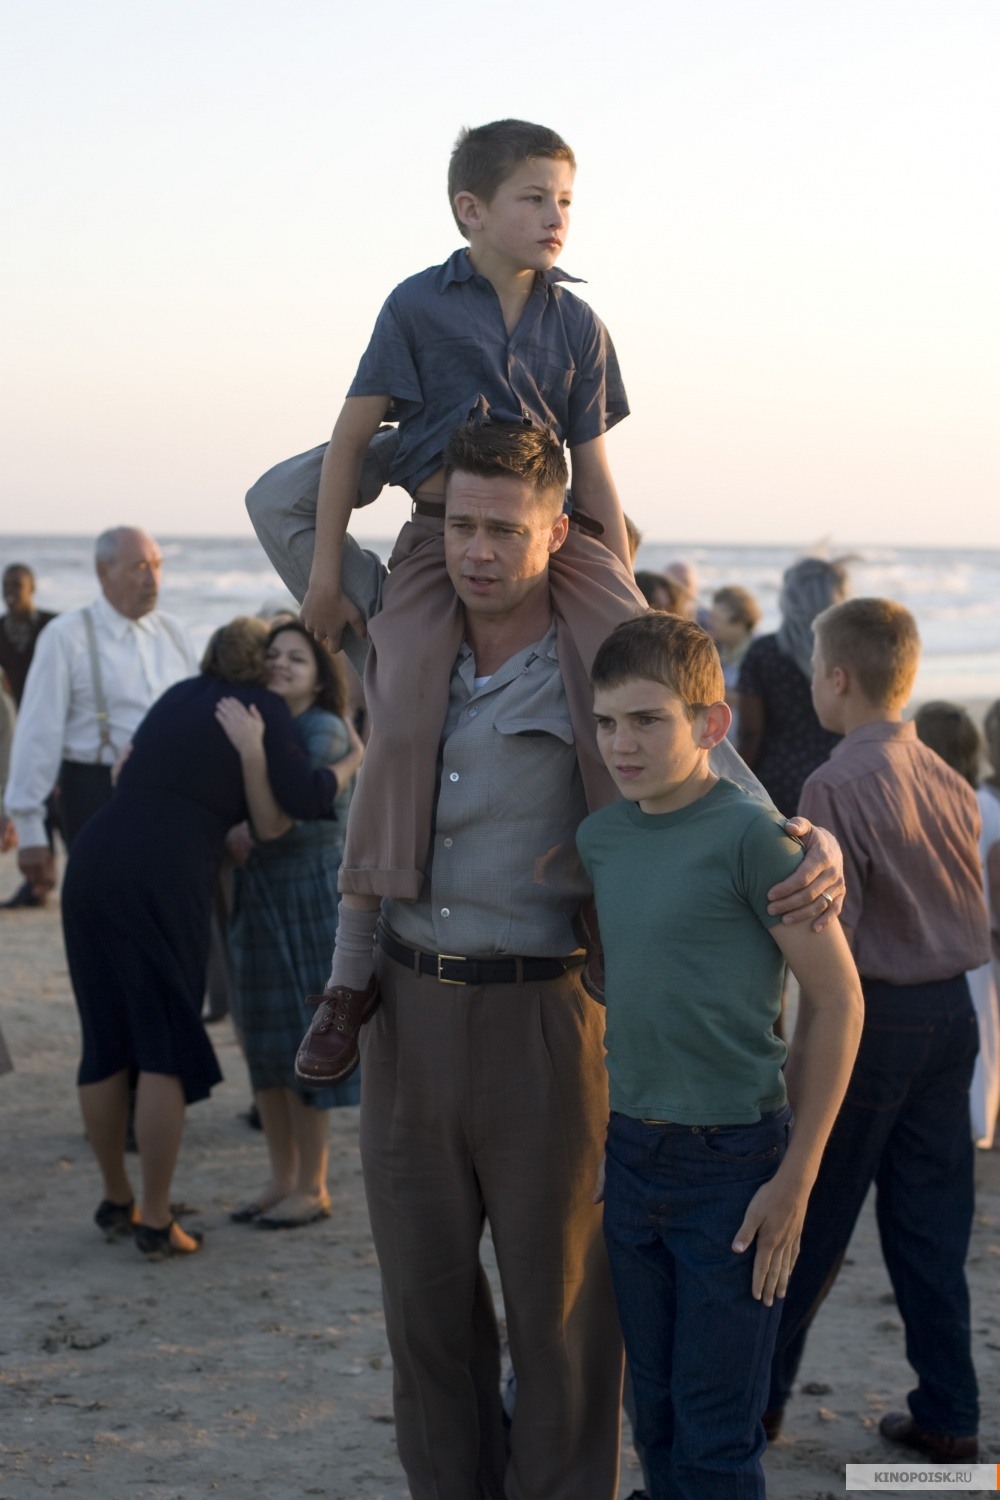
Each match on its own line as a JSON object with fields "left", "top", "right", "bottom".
{"left": 0, "top": 565, "right": 57, "bottom": 705}
{"left": 736, "top": 558, "right": 848, "bottom": 816}
{"left": 663, "top": 560, "right": 714, "bottom": 630}
{"left": 61, "top": 618, "right": 342, "bottom": 1259}
{"left": 634, "top": 570, "right": 681, "bottom": 614}
{"left": 224, "top": 621, "right": 365, "bottom": 1229}
{"left": 711, "top": 585, "right": 762, "bottom": 742}
{"left": 4, "top": 528, "right": 196, "bottom": 897}
{"left": 0, "top": 564, "right": 59, "bottom": 907}
{"left": 623, "top": 514, "right": 642, "bottom": 565}
{"left": 914, "top": 701, "right": 1000, "bottom": 1149}
{"left": 765, "top": 600, "right": 989, "bottom": 1462}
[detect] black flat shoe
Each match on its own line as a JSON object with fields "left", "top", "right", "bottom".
{"left": 1, "top": 880, "right": 45, "bottom": 910}
{"left": 257, "top": 1199, "right": 332, "bottom": 1229}
{"left": 135, "top": 1220, "right": 204, "bottom": 1260}
{"left": 230, "top": 1201, "right": 267, "bottom": 1223}
{"left": 94, "top": 1199, "right": 137, "bottom": 1240}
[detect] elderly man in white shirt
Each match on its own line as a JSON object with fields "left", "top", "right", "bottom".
{"left": 6, "top": 526, "right": 196, "bottom": 898}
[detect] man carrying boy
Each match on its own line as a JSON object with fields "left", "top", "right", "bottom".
{"left": 280, "top": 422, "right": 847, "bottom": 1500}
{"left": 764, "top": 598, "right": 990, "bottom": 1461}
{"left": 577, "top": 613, "right": 864, "bottom": 1500}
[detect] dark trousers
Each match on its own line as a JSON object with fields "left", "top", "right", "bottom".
{"left": 604, "top": 1107, "right": 792, "bottom": 1500}
{"left": 359, "top": 952, "right": 624, "bottom": 1500}
{"left": 58, "top": 761, "right": 113, "bottom": 848}
{"left": 768, "top": 974, "right": 979, "bottom": 1437}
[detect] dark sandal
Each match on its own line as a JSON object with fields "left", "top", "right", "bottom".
{"left": 94, "top": 1199, "right": 137, "bottom": 1240}
{"left": 230, "top": 1201, "right": 267, "bottom": 1223}
{"left": 135, "top": 1220, "right": 204, "bottom": 1260}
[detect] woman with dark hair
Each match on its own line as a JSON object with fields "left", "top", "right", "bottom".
{"left": 61, "top": 617, "right": 350, "bottom": 1258}
{"left": 736, "top": 558, "right": 849, "bottom": 816}
{"left": 221, "top": 622, "right": 365, "bottom": 1229}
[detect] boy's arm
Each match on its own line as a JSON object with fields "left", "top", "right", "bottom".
{"left": 300, "top": 394, "right": 390, "bottom": 649}
{"left": 567, "top": 435, "right": 631, "bottom": 570}
{"left": 732, "top": 918, "right": 864, "bottom": 1306}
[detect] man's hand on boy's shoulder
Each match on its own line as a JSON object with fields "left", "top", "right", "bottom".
{"left": 732, "top": 1170, "right": 809, "bottom": 1307}
{"left": 767, "top": 818, "right": 845, "bottom": 932}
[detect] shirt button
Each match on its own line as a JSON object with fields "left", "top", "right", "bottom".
{"left": 441, "top": 907, "right": 451, "bottom": 917}
{"left": 449, "top": 772, "right": 459, "bottom": 782}
{"left": 468, "top": 707, "right": 477, "bottom": 717}
{"left": 443, "top": 838, "right": 453, "bottom": 848}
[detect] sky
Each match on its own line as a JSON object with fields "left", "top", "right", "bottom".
{"left": 3, "top": 0, "right": 998, "bottom": 546}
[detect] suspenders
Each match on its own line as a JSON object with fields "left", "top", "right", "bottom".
{"left": 82, "top": 607, "right": 116, "bottom": 765}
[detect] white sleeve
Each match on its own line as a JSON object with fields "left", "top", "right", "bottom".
{"left": 5, "top": 624, "right": 74, "bottom": 847}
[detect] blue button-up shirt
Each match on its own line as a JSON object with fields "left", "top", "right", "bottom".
{"left": 348, "top": 249, "right": 629, "bottom": 495}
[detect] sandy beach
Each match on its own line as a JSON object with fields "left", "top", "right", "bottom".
{"left": 1, "top": 854, "right": 997, "bottom": 1500}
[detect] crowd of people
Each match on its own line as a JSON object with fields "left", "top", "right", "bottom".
{"left": 3, "top": 114, "right": 1000, "bottom": 1500}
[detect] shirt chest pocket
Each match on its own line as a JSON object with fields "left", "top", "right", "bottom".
{"left": 418, "top": 337, "right": 488, "bottom": 409}
{"left": 487, "top": 710, "right": 576, "bottom": 822}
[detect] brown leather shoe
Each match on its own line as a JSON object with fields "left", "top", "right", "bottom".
{"left": 879, "top": 1410, "right": 978, "bottom": 1461}
{"left": 295, "top": 978, "right": 380, "bottom": 1086}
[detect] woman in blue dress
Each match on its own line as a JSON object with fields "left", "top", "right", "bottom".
{"left": 220, "top": 621, "right": 364, "bottom": 1229}
{"left": 62, "top": 618, "right": 343, "bottom": 1258}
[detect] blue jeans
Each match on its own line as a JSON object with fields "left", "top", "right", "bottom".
{"left": 603, "top": 1105, "right": 792, "bottom": 1500}
{"left": 767, "top": 974, "right": 979, "bottom": 1437}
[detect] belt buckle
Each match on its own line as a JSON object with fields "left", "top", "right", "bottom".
{"left": 436, "top": 953, "right": 467, "bottom": 985}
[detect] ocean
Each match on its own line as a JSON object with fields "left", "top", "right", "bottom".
{"left": 3, "top": 534, "right": 1000, "bottom": 707}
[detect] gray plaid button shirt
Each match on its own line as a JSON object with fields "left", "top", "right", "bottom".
{"left": 384, "top": 621, "right": 590, "bottom": 959}
{"left": 335, "top": 530, "right": 589, "bottom": 955}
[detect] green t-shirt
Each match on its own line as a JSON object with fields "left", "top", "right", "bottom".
{"left": 576, "top": 777, "right": 804, "bottom": 1125}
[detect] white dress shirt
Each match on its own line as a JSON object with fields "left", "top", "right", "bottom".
{"left": 5, "top": 593, "right": 197, "bottom": 846}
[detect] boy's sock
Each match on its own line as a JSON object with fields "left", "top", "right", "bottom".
{"left": 327, "top": 905, "right": 380, "bottom": 992}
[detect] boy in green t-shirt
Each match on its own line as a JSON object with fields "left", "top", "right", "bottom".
{"left": 576, "top": 613, "right": 863, "bottom": 1500}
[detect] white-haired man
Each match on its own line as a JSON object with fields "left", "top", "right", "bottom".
{"left": 5, "top": 527, "right": 196, "bottom": 897}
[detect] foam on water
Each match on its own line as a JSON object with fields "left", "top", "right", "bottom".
{"left": 3, "top": 534, "right": 999, "bottom": 705}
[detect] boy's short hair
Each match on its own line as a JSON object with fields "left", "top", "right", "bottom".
{"left": 591, "top": 613, "right": 725, "bottom": 717}
{"left": 813, "top": 598, "right": 920, "bottom": 710}
{"left": 448, "top": 119, "right": 576, "bottom": 238}
{"left": 914, "top": 701, "right": 981, "bottom": 789}
{"left": 712, "top": 584, "right": 761, "bottom": 631}
{"left": 443, "top": 421, "right": 568, "bottom": 515}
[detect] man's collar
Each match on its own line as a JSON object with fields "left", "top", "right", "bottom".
{"left": 92, "top": 592, "right": 159, "bottom": 637}
{"left": 440, "top": 247, "right": 585, "bottom": 290}
{"left": 457, "top": 618, "right": 559, "bottom": 671}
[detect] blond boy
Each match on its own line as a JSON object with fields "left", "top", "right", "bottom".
{"left": 765, "top": 598, "right": 990, "bottom": 1461}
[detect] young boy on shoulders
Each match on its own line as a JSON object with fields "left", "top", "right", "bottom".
{"left": 764, "top": 598, "right": 990, "bottom": 1463}
{"left": 576, "top": 612, "right": 864, "bottom": 1500}
{"left": 302, "top": 117, "right": 632, "bottom": 646}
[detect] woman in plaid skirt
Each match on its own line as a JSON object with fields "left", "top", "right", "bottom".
{"left": 225, "top": 621, "right": 364, "bottom": 1229}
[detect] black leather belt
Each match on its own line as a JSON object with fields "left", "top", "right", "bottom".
{"left": 377, "top": 928, "right": 584, "bottom": 986}
{"left": 412, "top": 496, "right": 604, "bottom": 539}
